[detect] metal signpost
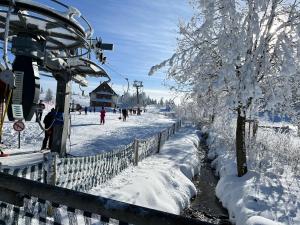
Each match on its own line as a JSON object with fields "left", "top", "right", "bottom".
{"left": 13, "top": 120, "right": 25, "bottom": 149}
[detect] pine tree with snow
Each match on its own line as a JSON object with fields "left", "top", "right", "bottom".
{"left": 45, "top": 88, "right": 53, "bottom": 102}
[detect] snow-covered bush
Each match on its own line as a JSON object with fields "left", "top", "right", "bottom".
{"left": 248, "top": 129, "right": 300, "bottom": 176}
{"left": 207, "top": 115, "right": 300, "bottom": 225}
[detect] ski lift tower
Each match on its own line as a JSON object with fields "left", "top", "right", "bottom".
{"left": 41, "top": 57, "right": 111, "bottom": 156}
{"left": 133, "top": 80, "right": 143, "bottom": 115}
{"left": 0, "top": 0, "right": 113, "bottom": 156}
{"left": 0, "top": 0, "right": 93, "bottom": 121}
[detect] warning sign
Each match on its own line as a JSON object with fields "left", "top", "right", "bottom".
{"left": 13, "top": 120, "right": 25, "bottom": 132}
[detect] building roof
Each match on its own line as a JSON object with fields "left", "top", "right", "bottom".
{"left": 90, "top": 82, "right": 118, "bottom": 96}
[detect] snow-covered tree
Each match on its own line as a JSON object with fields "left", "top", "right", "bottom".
{"left": 150, "top": 0, "right": 300, "bottom": 176}
{"left": 118, "top": 91, "right": 156, "bottom": 107}
{"left": 159, "top": 98, "right": 164, "bottom": 106}
{"left": 45, "top": 88, "right": 53, "bottom": 102}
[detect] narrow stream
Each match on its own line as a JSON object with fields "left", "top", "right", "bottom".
{"left": 182, "top": 132, "right": 231, "bottom": 225}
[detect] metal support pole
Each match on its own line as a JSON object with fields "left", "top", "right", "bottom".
{"left": 51, "top": 75, "right": 71, "bottom": 157}
{"left": 133, "top": 81, "right": 143, "bottom": 115}
{"left": 18, "top": 132, "right": 20, "bottom": 148}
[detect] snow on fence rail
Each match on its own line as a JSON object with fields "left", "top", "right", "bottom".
{"left": 0, "top": 162, "right": 44, "bottom": 183}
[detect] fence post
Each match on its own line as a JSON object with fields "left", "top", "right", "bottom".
{"left": 44, "top": 152, "right": 58, "bottom": 185}
{"left": 167, "top": 128, "right": 170, "bottom": 140}
{"left": 157, "top": 132, "right": 162, "bottom": 153}
{"left": 134, "top": 139, "right": 139, "bottom": 166}
{"left": 253, "top": 120, "right": 258, "bottom": 138}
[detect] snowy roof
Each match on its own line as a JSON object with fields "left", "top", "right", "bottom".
{"left": 90, "top": 82, "right": 118, "bottom": 96}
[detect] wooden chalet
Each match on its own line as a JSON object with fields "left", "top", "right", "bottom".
{"left": 89, "top": 82, "right": 118, "bottom": 107}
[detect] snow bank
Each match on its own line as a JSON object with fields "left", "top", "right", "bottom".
{"left": 89, "top": 127, "right": 200, "bottom": 214}
{"left": 207, "top": 120, "right": 300, "bottom": 225}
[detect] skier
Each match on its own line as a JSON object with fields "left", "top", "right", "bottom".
{"left": 41, "top": 108, "right": 55, "bottom": 150}
{"left": 84, "top": 106, "right": 88, "bottom": 115}
{"left": 100, "top": 106, "right": 106, "bottom": 124}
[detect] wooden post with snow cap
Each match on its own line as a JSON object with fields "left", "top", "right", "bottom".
{"left": 134, "top": 139, "right": 139, "bottom": 166}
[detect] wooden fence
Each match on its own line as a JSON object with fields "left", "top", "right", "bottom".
{"left": 0, "top": 121, "right": 202, "bottom": 225}
{"left": 0, "top": 172, "right": 214, "bottom": 225}
{"left": 1, "top": 121, "right": 182, "bottom": 192}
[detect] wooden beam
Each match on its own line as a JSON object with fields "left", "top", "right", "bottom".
{"left": 0, "top": 187, "right": 23, "bottom": 207}
{"left": 0, "top": 172, "right": 213, "bottom": 225}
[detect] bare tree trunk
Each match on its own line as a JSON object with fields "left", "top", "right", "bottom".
{"left": 236, "top": 108, "right": 248, "bottom": 177}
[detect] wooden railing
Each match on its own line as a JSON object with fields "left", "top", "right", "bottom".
{"left": 0, "top": 172, "right": 215, "bottom": 225}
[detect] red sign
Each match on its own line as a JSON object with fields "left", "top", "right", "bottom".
{"left": 13, "top": 120, "right": 25, "bottom": 132}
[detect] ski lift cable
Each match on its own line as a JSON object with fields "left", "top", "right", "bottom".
{"left": 103, "top": 63, "right": 129, "bottom": 93}
{"left": 104, "top": 63, "right": 128, "bottom": 79}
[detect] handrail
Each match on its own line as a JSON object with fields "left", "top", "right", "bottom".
{"left": 0, "top": 172, "right": 214, "bottom": 225}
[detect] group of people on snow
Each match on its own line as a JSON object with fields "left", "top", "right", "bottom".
{"left": 39, "top": 103, "right": 136, "bottom": 150}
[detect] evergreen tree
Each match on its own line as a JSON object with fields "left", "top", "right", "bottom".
{"left": 45, "top": 88, "right": 53, "bottom": 102}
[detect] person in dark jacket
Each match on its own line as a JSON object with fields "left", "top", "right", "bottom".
{"left": 41, "top": 108, "right": 55, "bottom": 150}
{"left": 36, "top": 100, "right": 45, "bottom": 122}
{"left": 122, "top": 108, "right": 127, "bottom": 121}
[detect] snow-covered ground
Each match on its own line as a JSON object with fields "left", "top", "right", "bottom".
{"left": 0, "top": 106, "right": 177, "bottom": 163}
{"left": 205, "top": 117, "right": 300, "bottom": 225}
{"left": 68, "top": 107, "right": 177, "bottom": 156}
{"left": 0, "top": 105, "right": 201, "bottom": 218}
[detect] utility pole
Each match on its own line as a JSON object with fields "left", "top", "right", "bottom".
{"left": 133, "top": 80, "right": 143, "bottom": 115}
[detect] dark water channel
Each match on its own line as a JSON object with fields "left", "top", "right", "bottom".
{"left": 182, "top": 133, "right": 231, "bottom": 225}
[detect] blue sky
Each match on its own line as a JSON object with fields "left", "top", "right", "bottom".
{"left": 40, "top": 0, "right": 192, "bottom": 101}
